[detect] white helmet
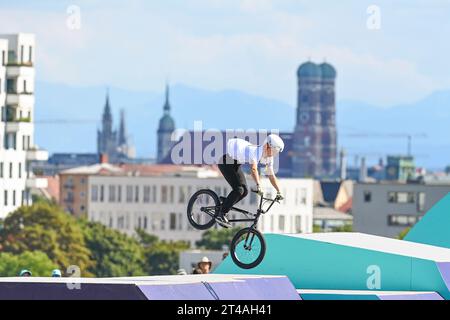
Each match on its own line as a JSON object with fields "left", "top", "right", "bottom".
{"left": 264, "top": 134, "right": 284, "bottom": 152}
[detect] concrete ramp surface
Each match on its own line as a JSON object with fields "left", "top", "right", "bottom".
{"left": 0, "top": 274, "right": 300, "bottom": 300}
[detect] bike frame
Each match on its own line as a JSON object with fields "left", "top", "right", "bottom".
{"left": 201, "top": 191, "right": 279, "bottom": 228}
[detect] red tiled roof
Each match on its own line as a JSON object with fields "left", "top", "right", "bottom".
{"left": 118, "top": 164, "right": 220, "bottom": 176}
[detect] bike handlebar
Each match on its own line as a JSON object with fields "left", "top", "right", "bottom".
{"left": 250, "top": 189, "right": 281, "bottom": 203}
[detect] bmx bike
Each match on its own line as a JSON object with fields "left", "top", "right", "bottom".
{"left": 186, "top": 188, "right": 281, "bottom": 269}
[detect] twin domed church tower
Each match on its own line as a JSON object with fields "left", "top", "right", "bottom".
{"left": 157, "top": 61, "right": 337, "bottom": 178}
{"left": 292, "top": 61, "right": 337, "bottom": 178}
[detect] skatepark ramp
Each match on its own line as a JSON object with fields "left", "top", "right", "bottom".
{"left": 0, "top": 274, "right": 299, "bottom": 300}
{"left": 215, "top": 192, "right": 450, "bottom": 300}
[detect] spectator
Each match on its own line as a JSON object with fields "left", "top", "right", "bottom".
{"left": 19, "top": 269, "right": 32, "bottom": 277}
{"left": 192, "top": 268, "right": 203, "bottom": 274}
{"left": 197, "top": 256, "right": 212, "bottom": 274}
{"left": 177, "top": 268, "right": 187, "bottom": 275}
{"left": 51, "top": 269, "right": 62, "bottom": 277}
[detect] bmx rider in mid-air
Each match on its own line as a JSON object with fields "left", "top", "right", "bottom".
{"left": 216, "top": 134, "right": 285, "bottom": 228}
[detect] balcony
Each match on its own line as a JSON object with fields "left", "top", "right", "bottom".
{"left": 6, "top": 93, "right": 34, "bottom": 106}
{"left": 6, "top": 63, "right": 34, "bottom": 77}
{"left": 5, "top": 121, "right": 31, "bottom": 133}
{"left": 26, "top": 148, "right": 49, "bottom": 161}
{"left": 26, "top": 177, "right": 48, "bottom": 189}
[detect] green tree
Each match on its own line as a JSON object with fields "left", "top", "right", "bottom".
{"left": 135, "top": 228, "right": 158, "bottom": 247}
{"left": 333, "top": 224, "right": 353, "bottom": 232}
{"left": 196, "top": 227, "right": 241, "bottom": 250}
{"left": 0, "top": 251, "right": 57, "bottom": 277}
{"left": 397, "top": 227, "right": 411, "bottom": 240}
{"left": 80, "top": 221, "right": 146, "bottom": 277}
{"left": 143, "top": 240, "right": 190, "bottom": 275}
{"left": 0, "top": 202, "right": 94, "bottom": 276}
{"left": 313, "top": 225, "right": 323, "bottom": 233}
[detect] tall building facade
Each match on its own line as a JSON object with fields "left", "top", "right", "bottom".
{"left": 292, "top": 62, "right": 337, "bottom": 178}
{"left": 157, "top": 85, "right": 175, "bottom": 163}
{"left": 97, "top": 91, "right": 134, "bottom": 162}
{"left": 0, "top": 33, "right": 48, "bottom": 218}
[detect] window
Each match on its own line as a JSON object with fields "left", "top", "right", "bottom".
{"left": 161, "top": 186, "right": 168, "bottom": 203}
{"left": 100, "top": 185, "right": 104, "bottom": 202}
{"left": 169, "top": 186, "right": 174, "bottom": 203}
{"left": 161, "top": 219, "right": 165, "bottom": 230}
{"left": 0, "top": 162, "right": 3, "bottom": 178}
{"left": 20, "top": 45, "right": 24, "bottom": 63}
{"left": 152, "top": 186, "right": 157, "bottom": 203}
{"left": 135, "top": 186, "right": 139, "bottom": 202}
{"left": 118, "top": 216, "right": 124, "bottom": 229}
{"left": 18, "top": 163, "right": 22, "bottom": 178}
{"left": 80, "top": 177, "right": 86, "bottom": 184}
{"left": 0, "top": 78, "right": 2, "bottom": 94}
{"left": 143, "top": 186, "right": 151, "bottom": 203}
{"left": 12, "top": 190, "right": 16, "bottom": 206}
{"left": 108, "top": 185, "right": 116, "bottom": 202}
{"left": 9, "top": 162, "right": 13, "bottom": 178}
{"left": 300, "top": 188, "right": 307, "bottom": 205}
{"left": 417, "top": 192, "right": 426, "bottom": 212}
{"left": 23, "top": 80, "right": 27, "bottom": 93}
{"left": 117, "top": 185, "right": 122, "bottom": 202}
{"left": 80, "top": 205, "right": 85, "bottom": 212}
{"left": 170, "top": 213, "right": 177, "bottom": 230}
{"left": 279, "top": 215, "right": 285, "bottom": 232}
{"left": 388, "top": 214, "right": 420, "bottom": 227}
{"left": 80, "top": 192, "right": 85, "bottom": 198}
{"left": 178, "top": 186, "right": 186, "bottom": 204}
{"left": 144, "top": 217, "right": 148, "bottom": 230}
{"left": 91, "top": 185, "right": 98, "bottom": 202}
{"left": 364, "top": 191, "right": 372, "bottom": 202}
{"left": 178, "top": 213, "right": 182, "bottom": 230}
{"left": 2, "top": 50, "right": 5, "bottom": 65}
{"left": 4, "top": 190, "right": 8, "bottom": 206}
{"left": 28, "top": 46, "right": 32, "bottom": 63}
{"left": 388, "top": 192, "right": 415, "bottom": 204}
{"left": 295, "top": 216, "right": 302, "bottom": 233}
{"left": 126, "top": 185, "right": 133, "bottom": 203}
{"left": 138, "top": 217, "right": 142, "bottom": 229}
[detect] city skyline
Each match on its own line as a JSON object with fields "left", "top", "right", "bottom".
{"left": 0, "top": 1, "right": 449, "bottom": 107}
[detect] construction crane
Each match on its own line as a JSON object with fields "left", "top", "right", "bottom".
{"left": 342, "top": 132, "right": 428, "bottom": 157}
{"left": 34, "top": 119, "right": 98, "bottom": 124}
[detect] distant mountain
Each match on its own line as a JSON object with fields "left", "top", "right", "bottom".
{"left": 34, "top": 82, "right": 295, "bottom": 157}
{"left": 34, "top": 82, "right": 450, "bottom": 169}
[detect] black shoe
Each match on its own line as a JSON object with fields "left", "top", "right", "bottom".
{"left": 216, "top": 214, "right": 232, "bottom": 228}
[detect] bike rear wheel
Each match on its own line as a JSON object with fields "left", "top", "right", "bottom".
{"left": 230, "top": 227, "right": 266, "bottom": 269}
{"left": 187, "top": 189, "right": 220, "bottom": 230}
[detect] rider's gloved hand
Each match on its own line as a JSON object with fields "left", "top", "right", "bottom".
{"left": 276, "top": 192, "right": 284, "bottom": 201}
{"left": 256, "top": 184, "right": 263, "bottom": 196}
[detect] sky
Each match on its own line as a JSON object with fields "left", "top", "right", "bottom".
{"left": 0, "top": 0, "right": 449, "bottom": 107}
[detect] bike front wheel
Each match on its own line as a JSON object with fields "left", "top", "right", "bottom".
{"left": 230, "top": 227, "right": 266, "bottom": 269}
{"left": 187, "top": 189, "right": 220, "bottom": 230}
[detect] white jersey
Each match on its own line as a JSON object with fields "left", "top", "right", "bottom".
{"left": 226, "top": 138, "right": 275, "bottom": 175}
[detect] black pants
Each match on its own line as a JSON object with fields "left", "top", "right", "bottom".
{"left": 218, "top": 154, "right": 248, "bottom": 214}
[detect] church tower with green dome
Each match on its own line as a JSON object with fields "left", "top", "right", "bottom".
{"left": 157, "top": 84, "right": 176, "bottom": 163}
{"left": 292, "top": 61, "right": 337, "bottom": 178}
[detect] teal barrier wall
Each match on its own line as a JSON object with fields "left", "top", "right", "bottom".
{"left": 406, "top": 193, "right": 450, "bottom": 249}
{"left": 215, "top": 234, "right": 450, "bottom": 299}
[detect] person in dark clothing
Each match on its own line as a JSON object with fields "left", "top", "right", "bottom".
{"left": 216, "top": 134, "right": 285, "bottom": 228}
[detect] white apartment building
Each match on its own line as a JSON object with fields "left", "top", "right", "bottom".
{"left": 87, "top": 168, "right": 314, "bottom": 247}
{"left": 0, "top": 33, "right": 48, "bottom": 218}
